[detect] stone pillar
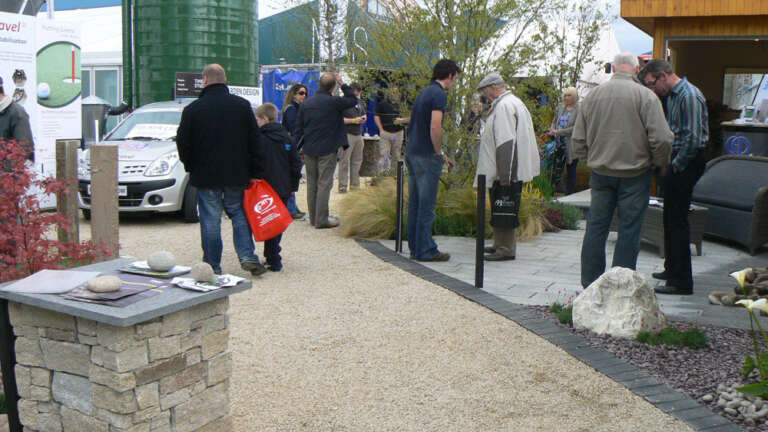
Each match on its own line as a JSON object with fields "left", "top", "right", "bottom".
{"left": 90, "top": 144, "right": 119, "bottom": 258}
{"left": 56, "top": 140, "right": 80, "bottom": 244}
{"left": 9, "top": 298, "right": 232, "bottom": 432}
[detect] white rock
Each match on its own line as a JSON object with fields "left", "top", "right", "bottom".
{"left": 191, "top": 262, "right": 215, "bottom": 283}
{"left": 722, "top": 392, "right": 733, "bottom": 401}
{"left": 717, "top": 398, "right": 727, "bottom": 408}
{"left": 702, "top": 394, "right": 714, "bottom": 402}
{"left": 724, "top": 407, "right": 738, "bottom": 416}
{"left": 147, "top": 251, "right": 175, "bottom": 272}
{"left": 726, "top": 400, "right": 741, "bottom": 409}
{"left": 742, "top": 400, "right": 752, "bottom": 407}
{"left": 572, "top": 267, "right": 666, "bottom": 339}
{"left": 717, "top": 384, "right": 727, "bottom": 392}
{"left": 756, "top": 406, "right": 768, "bottom": 418}
{"left": 85, "top": 276, "right": 121, "bottom": 293}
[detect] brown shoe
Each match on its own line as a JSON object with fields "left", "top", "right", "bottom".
{"left": 484, "top": 252, "right": 515, "bottom": 261}
{"left": 416, "top": 252, "right": 450, "bottom": 262}
{"left": 316, "top": 221, "right": 340, "bottom": 229}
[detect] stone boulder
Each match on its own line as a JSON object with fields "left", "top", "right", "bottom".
{"left": 572, "top": 267, "right": 666, "bottom": 339}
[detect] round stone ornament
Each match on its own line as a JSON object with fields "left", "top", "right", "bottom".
{"left": 147, "top": 251, "right": 176, "bottom": 272}
{"left": 86, "top": 275, "right": 122, "bottom": 293}
{"left": 191, "top": 262, "right": 216, "bottom": 283}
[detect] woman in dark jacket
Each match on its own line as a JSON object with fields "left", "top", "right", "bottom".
{"left": 281, "top": 84, "right": 308, "bottom": 136}
{"left": 280, "top": 83, "right": 308, "bottom": 219}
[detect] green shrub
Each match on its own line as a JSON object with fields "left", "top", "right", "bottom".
{"left": 339, "top": 179, "right": 551, "bottom": 240}
{"left": 550, "top": 302, "right": 573, "bottom": 325}
{"left": 636, "top": 327, "right": 708, "bottom": 349}
{"left": 531, "top": 173, "right": 554, "bottom": 199}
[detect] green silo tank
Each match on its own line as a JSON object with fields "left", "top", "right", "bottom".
{"left": 122, "top": 0, "right": 259, "bottom": 107}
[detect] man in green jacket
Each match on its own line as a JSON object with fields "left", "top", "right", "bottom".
{"left": 0, "top": 76, "right": 34, "bottom": 161}
{"left": 572, "top": 52, "right": 674, "bottom": 288}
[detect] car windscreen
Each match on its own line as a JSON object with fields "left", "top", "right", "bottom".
{"left": 107, "top": 111, "right": 182, "bottom": 141}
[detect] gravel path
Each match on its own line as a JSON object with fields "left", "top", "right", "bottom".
{"left": 88, "top": 187, "right": 697, "bottom": 431}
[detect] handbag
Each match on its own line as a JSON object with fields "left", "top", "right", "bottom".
{"left": 490, "top": 181, "right": 523, "bottom": 229}
{"left": 243, "top": 180, "right": 293, "bottom": 241}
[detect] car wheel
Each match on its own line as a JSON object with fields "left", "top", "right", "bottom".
{"left": 82, "top": 209, "right": 91, "bottom": 220}
{"left": 182, "top": 185, "right": 199, "bottom": 223}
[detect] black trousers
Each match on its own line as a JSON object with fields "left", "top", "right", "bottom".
{"left": 662, "top": 152, "right": 706, "bottom": 291}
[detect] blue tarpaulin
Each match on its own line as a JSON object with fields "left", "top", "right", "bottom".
{"left": 261, "top": 69, "right": 320, "bottom": 121}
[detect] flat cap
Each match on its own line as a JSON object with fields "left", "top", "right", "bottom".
{"left": 477, "top": 72, "right": 504, "bottom": 90}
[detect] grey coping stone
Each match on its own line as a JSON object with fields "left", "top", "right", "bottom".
{"left": 598, "top": 362, "right": 639, "bottom": 375}
{"left": 653, "top": 398, "right": 703, "bottom": 414}
{"left": 697, "top": 423, "right": 744, "bottom": 432}
{"left": 605, "top": 369, "right": 650, "bottom": 382}
{"left": 644, "top": 391, "right": 688, "bottom": 404}
{"left": 632, "top": 384, "right": 672, "bottom": 397}
{"left": 620, "top": 377, "right": 663, "bottom": 390}
{"left": 0, "top": 258, "right": 252, "bottom": 327}
{"left": 672, "top": 406, "right": 721, "bottom": 421}
{"left": 682, "top": 413, "right": 733, "bottom": 430}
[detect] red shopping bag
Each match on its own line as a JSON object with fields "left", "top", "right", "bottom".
{"left": 243, "top": 180, "right": 293, "bottom": 241}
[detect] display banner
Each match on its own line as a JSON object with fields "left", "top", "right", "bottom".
{"left": 0, "top": 11, "right": 81, "bottom": 208}
{"left": 261, "top": 69, "right": 319, "bottom": 120}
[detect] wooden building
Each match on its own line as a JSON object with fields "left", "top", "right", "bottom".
{"left": 621, "top": 0, "right": 768, "bottom": 106}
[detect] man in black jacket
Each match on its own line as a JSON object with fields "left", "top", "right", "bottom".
{"left": 176, "top": 64, "right": 266, "bottom": 276}
{"left": 295, "top": 72, "right": 357, "bottom": 228}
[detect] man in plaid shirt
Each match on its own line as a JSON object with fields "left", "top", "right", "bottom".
{"left": 640, "top": 59, "right": 709, "bottom": 296}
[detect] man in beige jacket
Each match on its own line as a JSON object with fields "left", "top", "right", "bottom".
{"left": 572, "top": 52, "right": 674, "bottom": 288}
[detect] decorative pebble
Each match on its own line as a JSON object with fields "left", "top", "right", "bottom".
{"left": 190, "top": 262, "right": 216, "bottom": 283}
{"left": 717, "top": 384, "right": 727, "bottom": 392}
{"left": 86, "top": 275, "right": 122, "bottom": 293}
{"left": 725, "top": 407, "right": 738, "bottom": 416}
{"left": 741, "top": 400, "right": 752, "bottom": 407}
{"left": 722, "top": 393, "right": 733, "bottom": 401}
{"left": 717, "top": 398, "right": 727, "bottom": 408}
{"left": 726, "top": 400, "right": 741, "bottom": 409}
{"left": 147, "top": 251, "right": 176, "bottom": 272}
{"left": 702, "top": 394, "right": 714, "bottom": 402}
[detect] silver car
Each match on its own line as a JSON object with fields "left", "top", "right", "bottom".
{"left": 77, "top": 100, "right": 199, "bottom": 222}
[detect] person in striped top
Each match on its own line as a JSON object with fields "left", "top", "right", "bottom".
{"left": 639, "top": 59, "right": 709, "bottom": 296}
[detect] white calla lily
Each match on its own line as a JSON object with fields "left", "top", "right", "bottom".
{"left": 752, "top": 298, "right": 768, "bottom": 314}
{"left": 730, "top": 268, "right": 752, "bottom": 289}
{"left": 737, "top": 299, "right": 756, "bottom": 310}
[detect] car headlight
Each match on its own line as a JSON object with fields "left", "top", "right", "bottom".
{"left": 144, "top": 151, "right": 180, "bottom": 177}
{"left": 78, "top": 155, "right": 90, "bottom": 179}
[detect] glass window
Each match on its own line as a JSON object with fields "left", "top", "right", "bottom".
{"left": 106, "top": 110, "right": 182, "bottom": 141}
{"left": 81, "top": 69, "right": 91, "bottom": 98}
{"left": 95, "top": 69, "right": 120, "bottom": 130}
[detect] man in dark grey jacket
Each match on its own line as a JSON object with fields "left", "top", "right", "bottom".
{"left": 295, "top": 72, "right": 357, "bottom": 228}
{"left": 0, "top": 77, "right": 34, "bottom": 161}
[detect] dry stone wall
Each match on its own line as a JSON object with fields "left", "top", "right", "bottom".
{"left": 9, "top": 298, "right": 232, "bottom": 432}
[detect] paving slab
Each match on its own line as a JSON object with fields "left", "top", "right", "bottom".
{"left": 379, "top": 226, "right": 768, "bottom": 329}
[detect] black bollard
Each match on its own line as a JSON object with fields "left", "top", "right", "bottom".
{"left": 395, "top": 160, "right": 405, "bottom": 253}
{"left": 476, "top": 175, "right": 486, "bottom": 288}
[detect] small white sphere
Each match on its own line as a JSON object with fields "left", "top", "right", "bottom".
{"left": 37, "top": 82, "right": 51, "bottom": 99}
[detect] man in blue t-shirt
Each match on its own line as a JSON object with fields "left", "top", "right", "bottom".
{"left": 405, "top": 59, "right": 460, "bottom": 261}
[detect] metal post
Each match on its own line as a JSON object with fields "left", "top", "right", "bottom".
{"left": 475, "top": 175, "right": 486, "bottom": 288}
{"left": 395, "top": 160, "right": 404, "bottom": 253}
{"left": 0, "top": 300, "right": 22, "bottom": 432}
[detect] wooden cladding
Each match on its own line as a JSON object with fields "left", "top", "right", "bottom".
{"left": 622, "top": 0, "right": 768, "bottom": 18}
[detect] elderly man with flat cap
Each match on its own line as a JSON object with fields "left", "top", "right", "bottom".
{"left": 475, "top": 72, "right": 540, "bottom": 261}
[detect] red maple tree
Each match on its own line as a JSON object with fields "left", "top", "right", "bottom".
{"left": 0, "top": 138, "right": 110, "bottom": 283}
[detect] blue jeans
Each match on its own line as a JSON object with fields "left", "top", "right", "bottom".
{"left": 581, "top": 170, "right": 651, "bottom": 288}
{"left": 197, "top": 187, "right": 259, "bottom": 274}
{"left": 286, "top": 194, "right": 301, "bottom": 215}
{"left": 406, "top": 153, "right": 443, "bottom": 259}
